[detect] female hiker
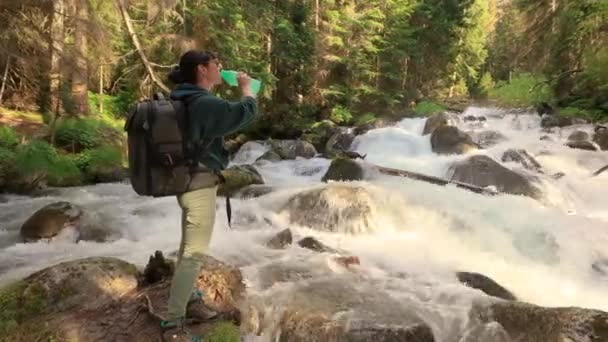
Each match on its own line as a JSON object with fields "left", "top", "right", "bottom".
{"left": 161, "top": 50, "right": 257, "bottom": 331}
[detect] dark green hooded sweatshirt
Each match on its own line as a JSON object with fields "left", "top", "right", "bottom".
{"left": 170, "top": 83, "right": 257, "bottom": 171}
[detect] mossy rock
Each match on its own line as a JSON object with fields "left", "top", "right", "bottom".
{"left": 218, "top": 165, "right": 264, "bottom": 197}
{"left": 0, "top": 281, "right": 50, "bottom": 337}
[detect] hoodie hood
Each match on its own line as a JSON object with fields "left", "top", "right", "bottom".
{"left": 170, "top": 83, "right": 209, "bottom": 100}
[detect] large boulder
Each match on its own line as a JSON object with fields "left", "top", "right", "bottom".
{"left": 280, "top": 184, "right": 377, "bottom": 234}
{"left": 321, "top": 158, "right": 364, "bottom": 182}
{"left": 423, "top": 112, "right": 459, "bottom": 135}
{"left": 473, "top": 301, "right": 608, "bottom": 342}
{"left": 271, "top": 140, "right": 317, "bottom": 160}
{"left": 456, "top": 272, "right": 516, "bottom": 301}
{"left": 0, "top": 253, "right": 242, "bottom": 342}
{"left": 448, "top": 155, "right": 542, "bottom": 199}
{"left": 593, "top": 126, "right": 608, "bottom": 150}
{"left": 472, "top": 130, "right": 508, "bottom": 148}
{"left": 20, "top": 202, "right": 83, "bottom": 242}
{"left": 431, "top": 125, "right": 479, "bottom": 155}
{"left": 218, "top": 164, "right": 264, "bottom": 197}
{"left": 243, "top": 278, "right": 435, "bottom": 342}
{"left": 501, "top": 149, "right": 543, "bottom": 173}
{"left": 5, "top": 257, "right": 139, "bottom": 315}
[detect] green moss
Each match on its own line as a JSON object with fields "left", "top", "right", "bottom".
{"left": 0, "top": 281, "right": 49, "bottom": 336}
{"left": 414, "top": 101, "right": 446, "bottom": 116}
{"left": 206, "top": 322, "right": 240, "bottom": 342}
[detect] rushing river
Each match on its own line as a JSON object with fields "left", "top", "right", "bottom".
{"left": 1, "top": 106, "right": 607, "bottom": 341}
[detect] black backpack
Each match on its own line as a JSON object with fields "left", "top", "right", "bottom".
{"left": 123, "top": 93, "right": 216, "bottom": 197}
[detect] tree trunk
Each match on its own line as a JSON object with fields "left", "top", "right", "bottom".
{"left": 116, "top": 0, "right": 169, "bottom": 93}
{"left": 315, "top": 0, "right": 320, "bottom": 31}
{"left": 0, "top": 57, "right": 10, "bottom": 105}
{"left": 99, "top": 64, "right": 103, "bottom": 114}
{"left": 50, "top": 0, "right": 65, "bottom": 115}
{"left": 72, "top": 0, "right": 89, "bottom": 116}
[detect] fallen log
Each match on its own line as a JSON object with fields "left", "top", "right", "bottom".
{"left": 592, "top": 164, "right": 608, "bottom": 177}
{"left": 374, "top": 164, "right": 498, "bottom": 196}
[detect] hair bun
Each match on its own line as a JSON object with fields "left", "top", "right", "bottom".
{"left": 167, "top": 66, "right": 184, "bottom": 84}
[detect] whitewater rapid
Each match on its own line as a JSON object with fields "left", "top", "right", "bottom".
{"left": 0, "top": 106, "right": 607, "bottom": 340}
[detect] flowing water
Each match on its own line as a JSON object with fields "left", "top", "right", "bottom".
{"left": 1, "top": 106, "right": 607, "bottom": 340}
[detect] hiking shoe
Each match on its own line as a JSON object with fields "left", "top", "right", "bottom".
{"left": 160, "top": 317, "right": 202, "bottom": 330}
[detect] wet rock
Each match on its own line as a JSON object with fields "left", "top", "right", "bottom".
{"left": 423, "top": 112, "right": 459, "bottom": 135}
{"left": 474, "top": 301, "right": 608, "bottom": 342}
{"left": 243, "top": 279, "right": 435, "bottom": 342}
{"left": 541, "top": 116, "right": 574, "bottom": 128}
{"left": 333, "top": 256, "right": 360, "bottom": 269}
{"left": 142, "top": 250, "right": 175, "bottom": 285}
{"left": 540, "top": 135, "right": 553, "bottom": 142}
{"left": 218, "top": 164, "right": 264, "bottom": 197}
{"left": 431, "top": 125, "right": 479, "bottom": 155}
{"left": 196, "top": 255, "right": 246, "bottom": 315}
{"left": 473, "top": 130, "right": 508, "bottom": 148}
{"left": 281, "top": 184, "right": 376, "bottom": 234}
{"left": 568, "top": 130, "right": 590, "bottom": 142}
{"left": 456, "top": 272, "right": 516, "bottom": 300}
{"left": 593, "top": 126, "right": 608, "bottom": 151}
{"left": 266, "top": 229, "right": 293, "bottom": 249}
{"left": 566, "top": 140, "right": 598, "bottom": 151}
{"left": 21, "top": 257, "right": 139, "bottom": 313}
{"left": 298, "top": 237, "right": 339, "bottom": 253}
{"left": 325, "top": 130, "right": 355, "bottom": 155}
{"left": 501, "top": 149, "right": 543, "bottom": 173}
{"left": 256, "top": 149, "right": 282, "bottom": 162}
{"left": 20, "top": 202, "right": 83, "bottom": 242}
{"left": 234, "top": 184, "right": 276, "bottom": 199}
{"left": 448, "top": 155, "right": 543, "bottom": 199}
{"left": 321, "top": 157, "right": 364, "bottom": 182}
{"left": 271, "top": 140, "right": 318, "bottom": 160}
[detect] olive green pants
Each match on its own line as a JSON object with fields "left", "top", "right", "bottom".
{"left": 166, "top": 186, "right": 217, "bottom": 319}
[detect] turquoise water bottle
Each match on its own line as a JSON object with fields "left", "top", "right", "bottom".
{"left": 220, "top": 70, "right": 262, "bottom": 95}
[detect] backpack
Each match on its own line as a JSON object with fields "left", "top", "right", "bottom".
{"left": 123, "top": 93, "right": 216, "bottom": 197}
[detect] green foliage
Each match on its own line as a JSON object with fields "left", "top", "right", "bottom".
{"left": 476, "top": 72, "right": 495, "bottom": 98}
{"left": 46, "top": 154, "right": 83, "bottom": 187}
{"left": 206, "top": 322, "right": 240, "bottom": 342}
{"left": 489, "top": 73, "right": 553, "bottom": 107}
{"left": 87, "top": 92, "right": 131, "bottom": 126}
{"left": 0, "top": 126, "right": 20, "bottom": 148}
{"left": 559, "top": 107, "right": 605, "bottom": 122}
{"left": 329, "top": 105, "right": 353, "bottom": 124}
{"left": 77, "top": 146, "right": 123, "bottom": 176}
{"left": 54, "top": 118, "right": 118, "bottom": 151}
{"left": 12, "top": 140, "right": 82, "bottom": 186}
{"left": 414, "top": 101, "right": 446, "bottom": 116}
{"left": 354, "top": 112, "right": 377, "bottom": 126}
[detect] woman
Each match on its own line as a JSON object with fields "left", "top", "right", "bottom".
{"left": 162, "top": 50, "right": 257, "bottom": 330}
